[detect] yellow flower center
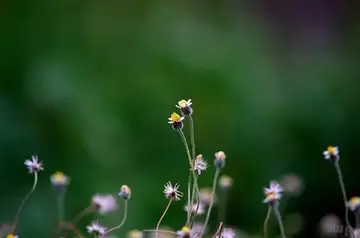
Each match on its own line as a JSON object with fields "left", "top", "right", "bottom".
{"left": 7, "top": 234, "right": 15, "bottom": 238}
{"left": 327, "top": 146, "right": 336, "bottom": 154}
{"left": 181, "top": 226, "right": 190, "bottom": 233}
{"left": 170, "top": 112, "right": 181, "bottom": 122}
{"left": 266, "top": 193, "right": 276, "bottom": 200}
{"left": 350, "top": 197, "right": 360, "bottom": 204}
{"left": 53, "top": 171, "right": 65, "bottom": 181}
{"left": 178, "top": 100, "right": 188, "bottom": 108}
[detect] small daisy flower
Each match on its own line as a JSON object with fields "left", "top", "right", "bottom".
{"left": 91, "top": 194, "right": 118, "bottom": 214}
{"left": 323, "top": 146, "right": 339, "bottom": 161}
{"left": 347, "top": 196, "right": 360, "bottom": 212}
{"left": 176, "top": 99, "right": 193, "bottom": 116}
{"left": 86, "top": 220, "right": 107, "bottom": 235}
{"left": 176, "top": 226, "right": 200, "bottom": 238}
{"left": 168, "top": 112, "right": 185, "bottom": 130}
{"left": 219, "top": 175, "right": 233, "bottom": 190}
{"left": 163, "top": 182, "right": 183, "bottom": 201}
{"left": 50, "top": 171, "right": 70, "bottom": 186}
{"left": 6, "top": 234, "right": 18, "bottom": 238}
{"left": 193, "top": 154, "right": 208, "bottom": 175}
{"left": 214, "top": 151, "right": 226, "bottom": 169}
{"left": 263, "top": 181, "right": 284, "bottom": 204}
{"left": 215, "top": 228, "right": 237, "bottom": 238}
{"left": 127, "top": 229, "right": 143, "bottom": 238}
{"left": 118, "top": 185, "right": 131, "bottom": 200}
{"left": 184, "top": 202, "right": 206, "bottom": 215}
{"left": 24, "top": 155, "right": 44, "bottom": 173}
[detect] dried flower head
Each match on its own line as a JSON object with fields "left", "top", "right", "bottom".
{"left": 263, "top": 181, "right": 284, "bottom": 204}
{"left": 184, "top": 202, "right": 206, "bottom": 215}
{"left": 50, "top": 171, "right": 70, "bottom": 187}
{"left": 199, "top": 187, "right": 217, "bottom": 205}
{"left": 24, "top": 155, "right": 44, "bottom": 173}
{"left": 86, "top": 220, "right": 107, "bottom": 235}
{"left": 215, "top": 228, "right": 237, "bottom": 238}
{"left": 218, "top": 175, "right": 233, "bottom": 190}
{"left": 176, "top": 99, "right": 193, "bottom": 116}
{"left": 163, "top": 182, "right": 183, "bottom": 201}
{"left": 91, "top": 194, "right": 118, "bottom": 214}
{"left": 193, "top": 154, "right": 208, "bottom": 175}
{"left": 118, "top": 185, "right": 131, "bottom": 200}
{"left": 168, "top": 112, "right": 185, "bottom": 130}
{"left": 347, "top": 196, "right": 360, "bottom": 212}
{"left": 214, "top": 151, "right": 226, "bottom": 169}
{"left": 323, "top": 146, "right": 339, "bottom": 161}
{"left": 127, "top": 229, "right": 143, "bottom": 238}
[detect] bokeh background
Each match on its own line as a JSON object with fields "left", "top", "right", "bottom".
{"left": 1, "top": 0, "right": 360, "bottom": 237}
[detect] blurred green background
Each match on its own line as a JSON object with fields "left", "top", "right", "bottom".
{"left": 1, "top": 0, "right": 360, "bottom": 237}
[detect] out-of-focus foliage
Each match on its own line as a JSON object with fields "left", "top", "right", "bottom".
{"left": 1, "top": 0, "right": 360, "bottom": 237}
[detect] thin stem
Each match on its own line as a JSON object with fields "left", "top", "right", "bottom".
{"left": 102, "top": 200, "right": 128, "bottom": 237}
{"left": 155, "top": 199, "right": 173, "bottom": 238}
{"left": 57, "top": 194, "right": 65, "bottom": 235}
{"left": 273, "top": 205, "right": 286, "bottom": 238}
{"left": 213, "top": 222, "right": 223, "bottom": 238}
{"left": 186, "top": 173, "right": 192, "bottom": 225}
{"left": 178, "top": 130, "right": 200, "bottom": 221}
{"left": 263, "top": 205, "right": 273, "bottom": 238}
{"left": 218, "top": 190, "right": 228, "bottom": 224}
{"left": 188, "top": 115, "right": 196, "bottom": 161}
{"left": 12, "top": 172, "right": 38, "bottom": 232}
{"left": 334, "top": 161, "right": 354, "bottom": 238}
{"left": 201, "top": 169, "right": 220, "bottom": 237}
{"left": 71, "top": 206, "right": 93, "bottom": 225}
{"left": 143, "top": 229, "right": 177, "bottom": 235}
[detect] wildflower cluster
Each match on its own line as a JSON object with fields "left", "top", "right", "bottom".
{"left": 7, "top": 100, "right": 356, "bottom": 238}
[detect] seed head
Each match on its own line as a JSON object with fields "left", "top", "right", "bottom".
{"left": 193, "top": 154, "right": 208, "bottom": 175}
{"left": 214, "top": 151, "right": 226, "bottom": 169}
{"left": 24, "top": 155, "right": 44, "bottom": 173}
{"left": 176, "top": 99, "right": 193, "bottom": 116}
{"left": 86, "top": 220, "right": 107, "bottom": 235}
{"left": 91, "top": 194, "right": 118, "bottom": 214}
{"left": 263, "top": 181, "right": 284, "bottom": 205}
{"left": 163, "top": 182, "right": 183, "bottom": 201}
{"left": 118, "top": 185, "right": 131, "bottom": 200}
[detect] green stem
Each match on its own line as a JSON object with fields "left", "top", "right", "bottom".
{"left": 57, "top": 194, "right": 65, "bottom": 234}
{"left": 102, "top": 200, "right": 128, "bottom": 237}
{"left": 155, "top": 199, "right": 173, "bottom": 238}
{"left": 273, "top": 205, "right": 286, "bottom": 238}
{"left": 189, "top": 115, "right": 196, "bottom": 161}
{"left": 334, "top": 161, "right": 354, "bottom": 238}
{"left": 263, "top": 205, "right": 273, "bottom": 238}
{"left": 178, "top": 130, "right": 200, "bottom": 220}
{"left": 201, "top": 169, "right": 220, "bottom": 237}
{"left": 186, "top": 173, "right": 192, "bottom": 225}
{"left": 12, "top": 172, "right": 38, "bottom": 232}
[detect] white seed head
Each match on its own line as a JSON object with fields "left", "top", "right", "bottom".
{"left": 86, "top": 220, "right": 107, "bottom": 235}
{"left": 193, "top": 155, "right": 208, "bottom": 175}
{"left": 163, "top": 182, "right": 183, "bottom": 201}
{"left": 24, "top": 155, "right": 44, "bottom": 173}
{"left": 118, "top": 185, "right": 131, "bottom": 200}
{"left": 91, "top": 194, "right": 118, "bottom": 214}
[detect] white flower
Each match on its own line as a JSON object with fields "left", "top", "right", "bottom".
{"left": 184, "top": 202, "right": 206, "bottom": 215}
{"left": 50, "top": 171, "right": 70, "bottom": 186}
{"left": 263, "top": 181, "right": 284, "bottom": 204}
{"left": 163, "top": 182, "right": 183, "bottom": 201}
{"left": 87, "top": 220, "right": 107, "bottom": 235}
{"left": 176, "top": 99, "right": 192, "bottom": 109}
{"left": 193, "top": 155, "right": 208, "bottom": 175}
{"left": 323, "top": 146, "right": 339, "bottom": 160}
{"left": 91, "top": 194, "right": 118, "bottom": 214}
{"left": 176, "top": 226, "right": 199, "bottom": 238}
{"left": 215, "top": 228, "right": 237, "bottom": 238}
{"left": 24, "top": 155, "right": 44, "bottom": 173}
{"left": 347, "top": 197, "right": 360, "bottom": 211}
